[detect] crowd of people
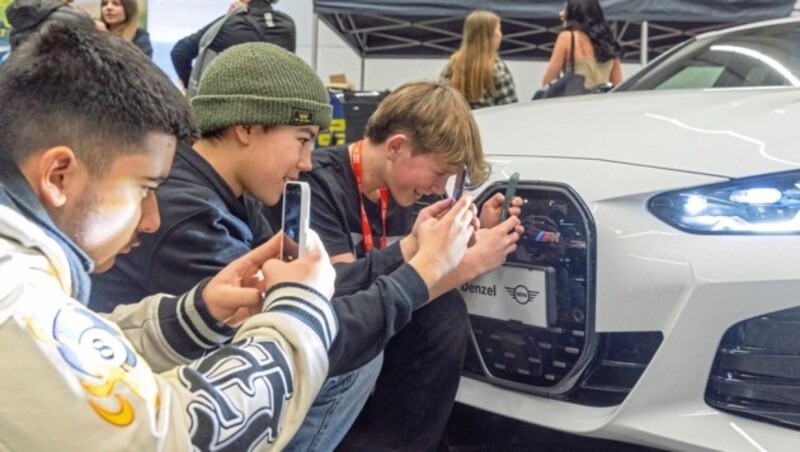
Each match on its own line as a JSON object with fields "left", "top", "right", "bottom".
{"left": 0, "top": 0, "right": 621, "bottom": 450}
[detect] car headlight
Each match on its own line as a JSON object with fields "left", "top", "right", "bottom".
{"left": 649, "top": 170, "right": 800, "bottom": 234}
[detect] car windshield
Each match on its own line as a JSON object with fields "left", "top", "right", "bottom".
{"left": 618, "top": 21, "right": 800, "bottom": 91}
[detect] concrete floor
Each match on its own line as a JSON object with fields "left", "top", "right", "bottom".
{"left": 443, "top": 403, "right": 662, "bottom": 451}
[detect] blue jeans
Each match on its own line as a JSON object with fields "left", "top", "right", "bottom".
{"left": 283, "top": 353, "right": 383, "bottom": 451}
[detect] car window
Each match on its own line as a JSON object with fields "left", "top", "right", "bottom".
{"left": 620, "top": 21, "right": 800, "bottom": 91}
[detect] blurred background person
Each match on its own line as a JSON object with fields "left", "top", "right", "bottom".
{"left": 6, "top": 0, "right": 95, "bottom": 54}
{"left": 441, "top": 10, "right": 517, "bottom": 109}
{"left": 100, "top": 0, "right": 151, "bottom": 57}
{"left": 541, "top": 0, "right": 623, "bottom": 90}
{"left": 170, "top": 0, "right": 295, "bottom": 91}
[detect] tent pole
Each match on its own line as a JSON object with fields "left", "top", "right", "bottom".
{"left": 640, "top": 20, "right": 649, "bottom": 66}
{"left": 312, "top": 13, "right": 319, "bottom": 71}
{"left": 360, "top": 55, "right": 365, "bottom": 90}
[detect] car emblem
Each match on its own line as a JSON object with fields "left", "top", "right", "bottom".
{"left": 505, "top": 285, "right": 540, "bottom": 305}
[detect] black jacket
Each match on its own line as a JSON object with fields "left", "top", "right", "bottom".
{"left": 170, "top": 0, "right": 296, "bottom": 86}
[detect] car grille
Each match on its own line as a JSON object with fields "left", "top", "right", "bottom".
{"left": 706, "top": 306, "right": 800, "bottom": 430}
{"left": 463, "top": 182, "right": 661, "bottom": 405}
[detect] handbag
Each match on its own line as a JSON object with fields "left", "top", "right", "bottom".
{"left": 532, "top": 31, "right": 587, "bottom": 100}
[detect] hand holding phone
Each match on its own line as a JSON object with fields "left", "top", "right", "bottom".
{"left": 450, "top": 166, "right": 467, "bottom": 207}
{"left": 281, "top": 181, "right": 311, "bottom": 262}
{"left": 499, "top": 172, "right": 520, "bottom": 222}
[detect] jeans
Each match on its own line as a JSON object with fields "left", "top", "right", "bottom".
{"left": 283, "top": 354, "right": 383, "bottom": 452}
{"left": 336, "top": 290, "right": 470, "bottom": 452}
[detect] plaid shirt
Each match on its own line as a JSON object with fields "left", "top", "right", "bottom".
{"left": 442, "top": 56, "right": 518, "bottom": 109}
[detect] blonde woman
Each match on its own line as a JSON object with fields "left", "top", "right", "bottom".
{"left": 441, "top": 10, "right": 517, "bottom": 109}
{"left": 100, "top": 0, "right": 151, "bottom": 57}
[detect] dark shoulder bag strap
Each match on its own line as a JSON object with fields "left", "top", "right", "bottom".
{"left": 568, "top": 30, "right": 576, "bottom": 74}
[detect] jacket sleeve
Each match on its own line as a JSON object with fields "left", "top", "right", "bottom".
{"left": 0, "top": 263, "right": 337, "bottom": 451}
{"left": 171, "top": 22, "right": 213, "bottom": 87}
{"left": 331, "top": 241, "right": 406, "bottom": 295}
{"left": 327, "top": 264, "right": 428, "bottom": 375}
{"left": 104, "top": 279, "right": 236, "bottom": 371}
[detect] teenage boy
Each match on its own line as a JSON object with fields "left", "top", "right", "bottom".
{"left": 291, "top": 80, "right": 524, "bottom": 451}
{"left": 0, "top": 26, "right": 342, "bottom": 451}
{"left": 90, "top": 43, "right": 479, "bottom": 450}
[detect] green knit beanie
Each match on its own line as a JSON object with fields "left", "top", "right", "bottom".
{"left": 191, "top": 42, "right": 332, "bottom": 134}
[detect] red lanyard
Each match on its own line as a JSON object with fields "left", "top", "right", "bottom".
{"left": 349, "top": 140, "right": 388, "bottom": 253}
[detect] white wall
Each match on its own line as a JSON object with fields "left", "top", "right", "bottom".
{"left": 147, "top": 0, "right": 641, "bottom": 95}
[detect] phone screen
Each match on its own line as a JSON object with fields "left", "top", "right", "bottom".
{"left": 451, "top": 166, "right": 467, "bottom": 206}
{"left": 282, "top": 183, "right": 303, "bottom": 262}
{"left": 500, "top": 172, "right": 520, "bottom": 222}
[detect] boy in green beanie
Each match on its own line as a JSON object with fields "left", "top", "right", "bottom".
{"left": 91, "top": 42, "right": 478, "bottom": 449}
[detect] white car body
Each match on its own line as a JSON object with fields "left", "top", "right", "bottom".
{"left": 456, "top": 87, "right": 800, "bottom": 451}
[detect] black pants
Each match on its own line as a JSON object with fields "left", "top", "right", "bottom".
{"left": 336, "top": 290, "right": 470, "bottom": 452}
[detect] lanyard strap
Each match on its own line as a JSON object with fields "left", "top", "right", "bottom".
{"left": 349, "top": 140, "right": 388, "bottom": 253}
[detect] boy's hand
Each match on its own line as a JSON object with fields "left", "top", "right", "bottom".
{"left": 202, "top": 231, "right": 335, "bottom": 327}
{"left": 462, "top": 216, "right": 522, "bottom": 279}
{"left": 480, "top": 192, "right": 523, "bottom": 228}
{"left": 402, "top": 197, "right": 479, "bottom": 260}
{"left": 202, "top": 233, "right": 283, "bottom": 326}
{"left": 261, "top": 230, "right": 336, "bottom": 300}
{"left": 409, "top": 196, "right": 476, "bottom": 288}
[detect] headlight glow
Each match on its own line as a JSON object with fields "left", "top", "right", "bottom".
{"left": 649, "top": 170, "right": 800, "bottom": 234}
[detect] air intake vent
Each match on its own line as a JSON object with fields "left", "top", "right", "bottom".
{"left": 706, "top": 306, "right": 800, "bottom": 430}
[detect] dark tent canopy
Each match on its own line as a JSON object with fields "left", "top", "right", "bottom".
{"left": 313, "top": 0, "right": 796, "bottom": 63}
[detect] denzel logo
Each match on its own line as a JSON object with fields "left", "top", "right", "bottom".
{"left": 505, "top": 285, "right": 540, "bottom": 305}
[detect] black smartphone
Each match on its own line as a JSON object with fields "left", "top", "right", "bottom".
{"left": 499, "top": 172, "right": 520, "bottom": 222}
{"left": 450, "top": 166, "right": 467, "bottom": 207}
{"left": 281, "top": 181, "right": 310, "bottom": 262}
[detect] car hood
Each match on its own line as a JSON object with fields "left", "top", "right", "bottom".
{"left": 474, "top": 87, "right": 800, "bottom": 178}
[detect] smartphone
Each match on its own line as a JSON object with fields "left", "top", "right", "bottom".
{"left": 280, "top": 181, "right": 311, "bottom": 262}
{"left": 499, "top": 172, "right": 520, "bottom": 222}
{"left": 450, "top": 166, "right": 467, "bottom": 207}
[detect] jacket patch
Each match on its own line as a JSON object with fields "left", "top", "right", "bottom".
{"left": 180, "top": 338, "right": 294, "bottom": 450}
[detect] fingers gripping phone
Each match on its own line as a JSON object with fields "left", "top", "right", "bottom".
{"left": 499, "top": 172, "right": 520, "bottom": 222}
{"left": 281, "top": 181, "right": 311, "bottom": 262}
{"left": 450, "top": 166, "right": 467, "bottom": 207}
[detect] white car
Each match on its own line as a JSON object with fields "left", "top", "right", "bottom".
{"left": 616, "top": 17, "right": 800, "bottom": 92}
{"left": 457, "top": 86, "right": 800, "bottom": 450}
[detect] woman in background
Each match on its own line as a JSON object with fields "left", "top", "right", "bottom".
{"left": 100, "top": 0, "right": 151, "bottom": 57}
{"left": 441, "top": 10, "right": 517, "bottom": 109}
{"left": 541, "top": 0, "right": 623, "bottom": 89}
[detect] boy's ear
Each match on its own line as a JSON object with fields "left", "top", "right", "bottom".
{"left": 35, "top": 147, "right": 82, "bottom": 209}
{"left": 385, "top": 133, "right": 410, "bottom": 161}
{"left": 233, "top": 125, "right": 255, "bottom": 146}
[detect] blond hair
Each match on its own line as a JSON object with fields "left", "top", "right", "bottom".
{"left": 101, "top": 0, "right": 138, "bottom": 42}
{"left": 365, "top": 80, "right": 489, "bottom": 184}
{"left": 447, "top": 10, "right": 500, "bottom": 103}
